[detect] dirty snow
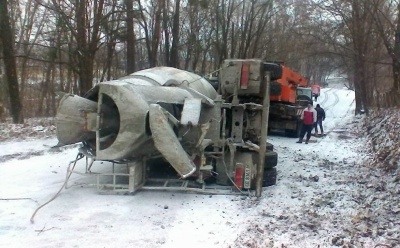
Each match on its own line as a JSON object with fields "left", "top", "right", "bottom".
{"left": 1, "top": 84, "right": 400, "bottom": 248}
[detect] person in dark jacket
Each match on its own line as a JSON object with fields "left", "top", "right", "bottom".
{"left": 314, "top": 104, "right": 326, "bottom": 135}
{"left": 296, "top": 102, "right": 317, "bottom": 144}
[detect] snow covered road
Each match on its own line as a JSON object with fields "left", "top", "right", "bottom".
{"left": 1, "top": 86, "right": 399, "bottom": 248}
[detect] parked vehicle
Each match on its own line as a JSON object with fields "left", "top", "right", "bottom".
{"left": 267, "top": 63, "right": 311, "bottom": 137}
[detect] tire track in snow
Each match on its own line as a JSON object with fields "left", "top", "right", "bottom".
{"left": 318, "top": 88, "right": 334, "bottom": 106}
{"left": 323, "top": 90, "right": 339, "bottom": 112}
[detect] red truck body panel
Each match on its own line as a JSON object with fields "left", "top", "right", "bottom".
{"left": 311, "top": 85, "right": 321, "bottom": 95}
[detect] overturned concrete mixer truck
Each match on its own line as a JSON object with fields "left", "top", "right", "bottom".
{"left": 55, "top": 59, "right": 279, "bottom": 196}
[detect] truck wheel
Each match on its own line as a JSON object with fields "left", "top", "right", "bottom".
{"left": 266, "top": 142, "right": 274, "bottom": 151}
{"left": 263, "top": 168, "right": 277, "bottom": 187}
{"left": 264, "top": 151, "right": 278, "bottom": 169}
{"left": 250, "top": 150, "right": 277, "bottom": 169}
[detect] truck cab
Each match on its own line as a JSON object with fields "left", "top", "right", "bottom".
{"left": 297, "top": 87, "right": 313, "bottom": 106}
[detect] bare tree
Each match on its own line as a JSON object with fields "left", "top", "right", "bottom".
{"left": 98, "top": 2, "right": 122, "bottom": 82}
{"left": 180, "top": 1, "right": 211, "bottom": 72}
{"left": 367, "top": 0, "right": 400, "bottom": 107}
{"left": 0, "top": 0, "right": 23, "bottom": 123}
{"left": 3, "top": 0, "right": 398, "bottom": 120}
{"left": 168, "top": 0, "right": 180, "bottom": 67}
{"left": 137, "top": 0, "right": 163, "bottom": 67}
{"left": 311, "top": 0, "right": 377, "bottom": 114}
{"left": 48, "top": 0, "right": 105, "bottom": 95}
{"left": 125, "top": 0, "right": 136, "bottom": 74}
{"left": 212, "top": 0, "right": 236, "bottom": 66}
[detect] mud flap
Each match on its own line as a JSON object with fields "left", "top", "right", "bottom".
{"left": 149, "top": 104, "right": 196, "bottom": 178}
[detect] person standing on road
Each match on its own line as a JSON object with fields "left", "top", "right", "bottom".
{"left": 314, "top": 104, "right": 326, "bottom": 135}
{"left": 296, "top": 102, "right": 317, "bottom": 144}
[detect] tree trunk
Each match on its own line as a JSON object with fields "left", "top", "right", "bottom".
{"left": 169, "top": 0, "right": 180, "bottom": 68}
{"left": 75, "top": 0, "right": 104, "bottom": 95}
{"left": 150, "top": 0, "right": 162, "bottom": 67}
{"left": 100, "top": 40, "right": 116, "bottom": 82}
{"left": 392, "top": 3, "right": 400, "bottom": 94}
{"left": 125, "top": 0, "right": 136, "bottom": 74}
{"left": 162, "top": 0, "right": 170, "bottom": 66}
{"left": 374, "top": 2, "right": 400, "bottom": 106}
{"left": 0, "top": 0, "right": 23, "bottom": 123}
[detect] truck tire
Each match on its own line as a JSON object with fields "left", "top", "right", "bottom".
{"left": 266, "top": 142, "right": 274, "bottom": 151}
{"left": 263, "top": 168, "right": 277, "bottom": 187}
{"left": 264, "top": 150, "right": 278, "bottom": 169}
{"left": 263, "top": 63, "right": 283, "bottom": 81}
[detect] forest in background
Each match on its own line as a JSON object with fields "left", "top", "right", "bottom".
{"left": 0, "top": 0, "right": 400, "bottom": 124}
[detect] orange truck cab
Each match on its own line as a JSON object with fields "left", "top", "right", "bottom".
{"left": 269, "top": 64, "right": 308, "bottom": 103}
{"left": 266, "top": 63, "right": 311, "bottom": 137}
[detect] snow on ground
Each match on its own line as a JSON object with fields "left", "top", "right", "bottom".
{"left": 1, "top": 84, "right": 399, "bottom": 248}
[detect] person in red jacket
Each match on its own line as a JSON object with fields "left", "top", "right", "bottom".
{"left": 296, "top": 102, "right": 317, "bottom": 144}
